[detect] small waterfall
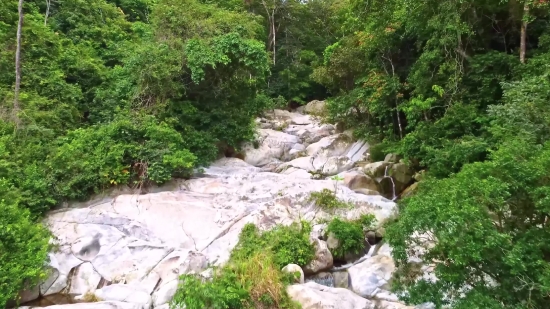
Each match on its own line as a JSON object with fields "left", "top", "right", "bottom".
{"left": 384, "top": 165, "right": 397, "bottom": 201}
{"left": 329, "top": 242, "right": 377, "bottom": 272}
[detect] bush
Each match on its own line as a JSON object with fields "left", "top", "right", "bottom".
{"left": 172, "top": 222, "right": 313, "bottom": 309}
{"left": 46, "top": 114, "right": 197, "bottom": 200}
{"left": 0, "top": 180, "right": 51, "bottom": 308}
{"left": 173, "top": 252, "right": 298, "bottom": 309}
{"left": 232, "top": 222, "right": 315, "bottom": 269}
{"left": 307, "top": 189, "right": 353, "bottom": 212}
{"left": 326, "top": 214, "right": 376, "bottom": 258}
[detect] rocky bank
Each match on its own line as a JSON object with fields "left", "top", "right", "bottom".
{"left": 15, "top": 101, "right": 428, "bottom": 309}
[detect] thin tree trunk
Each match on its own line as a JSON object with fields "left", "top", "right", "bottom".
{"left": 272, "top": 10, "right": 276, "bottom": 65}
{"left": 45, "top": 0, "right": 50, "bottom": 25}
{"left": 520, "top": 4, "right": 529, "bottom": 64}
{"left": 14, "top": 0, "right": 23, "bottom": 127}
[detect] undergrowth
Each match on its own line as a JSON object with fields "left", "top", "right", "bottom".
{"left": 326, "top": 214, "right": 376, "bottom": 258}
{"left": 307, "top": 188, "right": 353, "bottom": 211}
{"left": 171, "top": 222, "right": 314, "bottom": 309}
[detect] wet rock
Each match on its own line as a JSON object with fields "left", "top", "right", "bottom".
{"left": 362, "top": 161, "right": 390, "bottom": 178}
{"left": 332, "top": 271, "right": 349, "bottom": 289}
{"left": 400, "top": 182, "right": 419, "bottom": 199}
{"left": 306, "top": 272, "right": 333, "bottom": 287}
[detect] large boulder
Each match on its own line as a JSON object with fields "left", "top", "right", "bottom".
{"left": 306, "top": 134, "right": 353, "bottom": 159}
{"left": 303, "top": 100, "right": 327, "bottom": 115}
{"left": 69, "top": 262, "right": 102, "bottom": 296}
{"left": 321, "top": 156, "right": 354, "bottom": 176}
{"left": 242, "top": 129, "right": 300, "bottom": 166}
{"left": 390, "top": 163, "right": 414, "bottom": 190}
{"left": 362, "top": 161, "right": 390, "bottom": 179}
{"left": 303, "top": 238, "right": 333, "bottom": 275}
{"left": 348, "top": 249, "right": 395, "bottom": 298}
{"left": 341, "top": 171, "right": 380, "bottom": 193}
{"left": 287, "top": 281, "right": 374, "bottom": 309}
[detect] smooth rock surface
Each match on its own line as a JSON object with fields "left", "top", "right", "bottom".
{"left": 348, "top": 252, "right": 395, "bottom": 298}
{"left": 21, "top": 302, "right": 144, "bottom": 309}
{"left": 287, "top": 282, "right": 375, "bottom": 309}
{"left": 94, "top": 284, "right": 152, "bottom": 308}
{"left": 35, "top": 105, "right": 404, "bottom": 309}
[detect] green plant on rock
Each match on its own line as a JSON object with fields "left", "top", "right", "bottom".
{"left": 232, "top": 222, "right": 315, "bottom": 268}
{"left": 172, "top": 222, "right": 312, "bottom": 309}
{"left": 173, "top": 252, "right": 300, "bottom": 309}
{"left": 330, "top": 175, "right": 344, "bottom": 193}
{"left": 326, "top": 214, "right": 376, "bottom": 258}
{"left": 307, "top": 188, "right": 353, "bottom": 212}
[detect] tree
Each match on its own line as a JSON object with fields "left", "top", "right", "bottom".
{"left": 385, "top": 69, "right": 550, "bottom": 309}
{"left": 0, "top": 180, "right": 51, "bottom": 308}
{"left": 13, "top": 0, "right": 23, "bottom": 127}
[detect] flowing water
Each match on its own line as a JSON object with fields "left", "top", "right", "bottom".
{"left": 384, "top": 165, "right": 397, "bottom": 201}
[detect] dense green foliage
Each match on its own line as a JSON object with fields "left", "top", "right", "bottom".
{"left": 308, "top": 0, "right": 550, "bottom": 307}
{"left": 0, "top": 0, "right": 271, "bottom": 304}
{"left": 326, "top": 214, "right": 376, "bottom": 258}
{"left": 4, "top": 0, "right": 550, "bottom": 307}
{"left": 386, "top": 71, "right": 550, "bottom": 308}
{"left": 171, "top": 222, "right": 312, "bottom": 309}
{"left": 0, "top": 180, "right": 50, "bottom": 307}
{"left": 231, "top": 222, "right": 315, "bottom": 269}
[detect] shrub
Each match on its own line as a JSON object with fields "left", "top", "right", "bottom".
{"left": 172, "top": 222, "right": 312, "bottom": 309}
{"left": 0, "top": 180, "right": 51, "bottom": 308}
{"left": 173, "top": 252, "right": 299, "bottom": 309}
{"left": 326, "top": 214, "right": 376, "bottom": 257}
{"left": 46, "top": 114, "right": 197, "bottom": 200}
{"left": 232, "top": 222, "right": 315, "bottom": 268}
{"left": 307, "top": 189, "right": 353, "bottom": 212}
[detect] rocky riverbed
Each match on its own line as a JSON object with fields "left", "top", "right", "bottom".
{"left": 15, "top": 101, "right": 430, "bottom": 309}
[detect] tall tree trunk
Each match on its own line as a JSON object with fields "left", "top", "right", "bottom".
{"left": 14, "top": 0, "right": 23, "bottom": 127}
{"left": 520, "top": 3, "right": 529, "bottom": 64}
{"left": 45, "top": 0, "right": 51, "bottom": 25}
{"left": 272, "top": 10, "right": 276, "bottom": 65}
{"left": 262, "top": 1, "right": 277, "bottom": 65}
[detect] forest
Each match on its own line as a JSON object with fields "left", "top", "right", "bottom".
{"left": 1, "top": 0, "right": 550, "bottom": 308}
